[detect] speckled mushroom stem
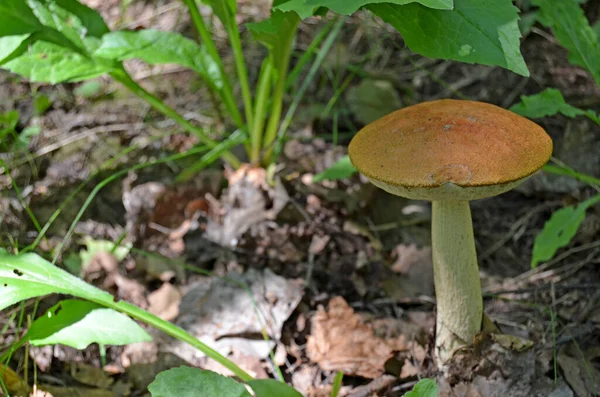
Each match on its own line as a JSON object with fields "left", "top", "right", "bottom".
{"left": 431, "top": 200, "right": 483, "bottom": 364}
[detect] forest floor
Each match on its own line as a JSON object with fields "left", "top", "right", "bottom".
{"left": 0, "top": 1, "right": 599, "bottom": 396}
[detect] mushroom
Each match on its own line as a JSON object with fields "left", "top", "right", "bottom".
{"left": 348, "top": 99, "right": 552, "bottom": 364}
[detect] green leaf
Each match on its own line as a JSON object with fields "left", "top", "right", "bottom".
{"left": 33, "top": 94, "right": 52, "bottom": 115}
{"left": 202, "top": 0, "right": 237, "bottom": 27}
{"left": 405, "top": 378, "right": 439, "bottom": 397}
{"left": 346, "top": 79, "right": 403, "bottom": 124}
{"left": 0, "top": 252, "right": 114, "bottom": 312}
{"left": 51, "top": 0, "right": 110, "bottom": 38}
{"left": 27, "top": 0, "right": 85, "bottom": 49}
{"left": 543, "top": 164, "right": 600, "bottom": 188}
{"left": 3, "top": 40, "right": 113, "bottom": 83}
{"left": 94, "top": 29, "right": 222, "bottom": 89}
{"left": 18, "top": 125, "right": 42, "bottom": 148}
{"left": 0, "top": 35, "right": 31, "bottom": 63}
{"left": 510, "top": 88, "right": 585, "bottom": 118}
{"left": 74, "top": 80, "right": 103, "bottom": 98}
{"left": 519, "top": 11, "right": 539, "bottom": 35}
{"left": 248, "top": 379, "right": 303, "bottom": 397}
{"left": 148, "top": 367, "right": 252, "bottom": 397}
{"left": 531, "top": 194, "right": 600, "bottom": 267}
{"left": 276, "top": 0, "right": 452, "bottom": 19}
{"left": 368, "top": 0, "right": 529, "bottom": 76}
{"left": 510, "top": 88, "right": 600, "bottom": 124}
{"left": 0, "top": 0, "right": 42, "bottom": 36}
{"left": 25, "top": 300, "right": 151, "bottom": 349}
{"left": 533, "top": 0, "right": 600, "bottom": 86}
{"left": 313, "top": 155, "right": 358, "bottom": 182}
{"left": 247, "top": 10, "right": 300, "bottom": 71}
{"left": 79, "top": 237, "right": 131, "bottom": 272}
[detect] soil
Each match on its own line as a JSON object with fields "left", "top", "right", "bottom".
{"left": 0, "top": 1, "right": 599, "bottom": 396}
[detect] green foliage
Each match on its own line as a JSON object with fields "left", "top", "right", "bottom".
{"left": 369, "top": 0, "right": 529, "bottom": 76}
{"left": 78, "top": 237, "right": 131, "bottom": 272}
{"left": 405, "top": 378, "right": 439, "bottom": 397}
{"left": 531, "top": 194, "right": 600, "bottom": 268}
{"left": 25, "top": 300, "right": 151, "bottom": 349}
{"left": 277, "top": 0, "right": 452, "bottom": 19}
{"left": 247, "top": 10, "right": 300, "bottom": 72}
{"left": 148, "top": 367, "right": 252, "bottom": 397}
{"left": 148, "top": 367, "right": 304, "bottom": 397}
{"left": 0, "top": 252, "right": 114, "bottom": 312}
{"left": 0, "top": 0, "right": 43, "bottom": 36}
{"left": 533, "top": 0, "right": 600, "bottom": 86}
{"left": 0, "top": 0, "right": 534, "bottom": 167}
{"left": 247, "top": 379, "right": 304, "bottom": 397}
{"left": 0, "top": 0, "right": 116, "bottom": 83}
{"left": 51, "top": 0, "right": 110, "bottom": 37}
{"left": 0, "top": 35, "right": 31, "bottom": 62}
{"left": 3, "top": 41, "right": 113, "bottom": 83}
{"left": 510, "top": 88, "right": 600, "bottom": 124}
{"left": 74, "top": 80, "right": 103, "bottom": 98}
{"left": 95, "top": 29, "right": 222, "bottom": 89}
{"left": 202, "top": 0, "right": 237, "bottom": 27}
{"left": 313, "top": 155, "right": 357, "bottom": 182}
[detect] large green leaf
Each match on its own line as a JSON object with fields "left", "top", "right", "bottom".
{"left": 510, "top": 88, "right": 600, "bottom": 124}
{"left": 25, "top": 300, "right": 151, "bottom": 349}
{"left": 533, "top": 0, "right": 600, "bottom": 87}
{"left": 3, "top": 40, "right": 113, "bottom": 83}
{"left": 368, "top": 0, "right": 529, "bottom": 76}
{"left": 0, "top": 0, "right": 42, "bottom": 36}
{"left": 248, "top": 379, "right": 303, "bottom": 397}
{"left": 148, "top": 367, "right": 252, "bottom": 397}
{"left": 531, "top": 194, "right": 600, "bottom": 268}
{"left": 94, "top": 29, "right": 222, "bottom": 89}
{"left": 0, "top": 252, "right": 113, "bottom": 312}
{"left": 276, "top": 0, "right": 452, "bottom": 19}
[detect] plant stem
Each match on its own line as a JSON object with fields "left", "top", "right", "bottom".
{"left": 110, "top": 300, "right": 253, "bottom": 382}
{"left": 109, "top": 69, "right": 241, "bottom": 168}
{"left": 269, "top": 17, "right": 345, "bottom": 162}
{"left": 330, "top": 372, "right": 344, "bottom": 397}
{"left": 182, "top": 0, "right": 243, "bottom": 128}
{"left": 285, "top": 17, "right": 336, "bottom": 90}
{"left": 431, "top": 200, "right": 482, "bottom": 364}
{"left": 261, "top": 22, "right": 298, "bottom": 166}
{"left": 227, "top": 22, "right": 254, "bottom": 129}
{"left": 250, "top": 59, "right": 274, "bottom": 163}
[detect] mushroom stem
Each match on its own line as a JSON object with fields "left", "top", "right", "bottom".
{"left": 431, "top": 200, "right": 483, "bottom": 364}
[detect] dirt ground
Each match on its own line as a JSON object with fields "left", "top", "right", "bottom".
{"left": 0, "top": 1, "right": 599, "bottom": 396}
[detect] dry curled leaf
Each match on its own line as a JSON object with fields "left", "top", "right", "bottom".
{"left": 307, "top": 297, "right": 406, "bottom": 378}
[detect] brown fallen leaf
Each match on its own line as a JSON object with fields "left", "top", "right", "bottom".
{"left": 307, "top": 297, "right": 407, "bottom": 379}
{"left": 148, "top": 282, "right": 181, "bottom": 321}
{"left": 558, "top": 345, "right": 600, "bottom": 397}
{"left": 166, "top": 268, "right": 302, "bottom": 374}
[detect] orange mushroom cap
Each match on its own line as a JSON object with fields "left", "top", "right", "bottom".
{"left": 349, "top": 99, "right": 553, "bottom": 200}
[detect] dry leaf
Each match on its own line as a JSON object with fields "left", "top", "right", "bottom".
{"left": 558, "top": 346, "right": 600, "bottom": 397}
{"left": 490, "top": 334, "right": 533, "bottom": 352}
{"left": 307, "top": 297, "right": 406, "bottom": 378}
{"left": 148, "top": 282, "right": 181, "bottom": 321}
{"left": 168, "top": 269, "right": 302, "bottom": 368}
